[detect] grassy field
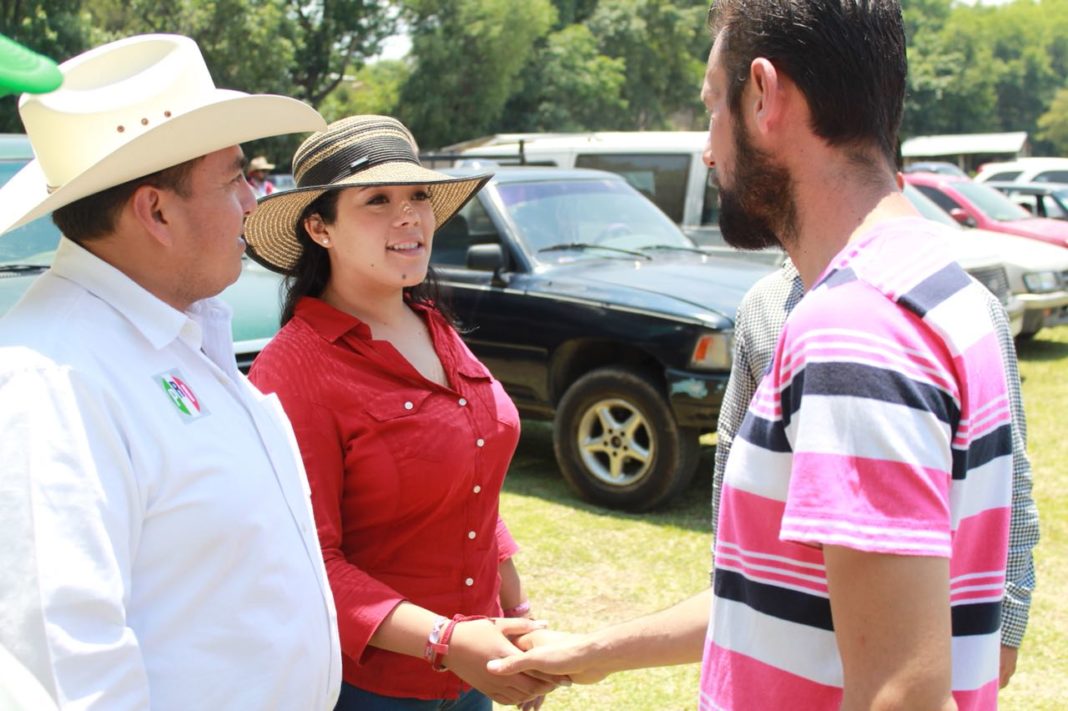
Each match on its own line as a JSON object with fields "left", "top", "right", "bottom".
{"left": 496, "top": 324, "right": 1068, "bottom": 710}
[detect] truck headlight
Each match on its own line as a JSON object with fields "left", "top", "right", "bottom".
{"left": 1023, "top": 271, "right": 1059, "bottom": 293}
{"left": 690, "top": 332, "right": 733, "bottom": 370}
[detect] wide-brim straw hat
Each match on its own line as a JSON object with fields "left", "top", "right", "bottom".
{"left": 0, "top": 34, "right": 326, "bottom": 236}
{"left": 243, "top": 115, "right": 491, "bottom": 274}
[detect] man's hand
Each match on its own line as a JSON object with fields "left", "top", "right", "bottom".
{"left": 999, "top": 645, "right": 1019, "bottom": 689}
{"left": 487, "top": 628, "right": 611, "bottom": 685}
{"left": 444, "top": 618, "right": 567, "bottom": 706}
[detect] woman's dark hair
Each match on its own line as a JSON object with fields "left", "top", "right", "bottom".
{"left": 279, "top": 188, "right": 460, "bottom": 327}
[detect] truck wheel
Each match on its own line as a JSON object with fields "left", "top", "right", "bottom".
{"left": 553, "top": 366, "right": 700, "bottom": 511}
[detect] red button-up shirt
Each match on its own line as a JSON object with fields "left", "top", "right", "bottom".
{"left": 249, "top": 297, "right": 520, "bottom": 700}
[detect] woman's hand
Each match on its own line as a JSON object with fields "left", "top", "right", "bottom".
{"left": 443, "top": 618, "right": 568, "bottom": 706}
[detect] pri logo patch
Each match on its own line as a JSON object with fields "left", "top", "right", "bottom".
{"left": 157, "top": 369, "right": 209, "bottom": 421}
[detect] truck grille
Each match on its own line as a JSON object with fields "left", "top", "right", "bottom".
{"left": 967, "top": 265, "right": 1011, "bottom": 306}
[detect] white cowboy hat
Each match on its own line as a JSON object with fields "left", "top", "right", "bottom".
{"left": 0, "top": 33, "right": 327, "bottom": 236}
{"left": 248, "top": 156, "right": 276, "bottom": 172}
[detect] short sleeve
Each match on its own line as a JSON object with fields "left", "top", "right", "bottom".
{"left": 776, "top": 286, "right": 956, "bottom": 558}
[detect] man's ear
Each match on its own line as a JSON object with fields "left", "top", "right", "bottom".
{"left": 747, "top": 57, "right": 785, "bottom": 138}
{"left": 129, "top": 184, "right": 174, "bottom": 247}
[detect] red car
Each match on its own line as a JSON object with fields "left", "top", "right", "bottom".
{"left": 905, "top": 172, "right": 1068, "bottom": 249}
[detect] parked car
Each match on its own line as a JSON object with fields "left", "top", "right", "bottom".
{"left": 445, "top": 131, "right": 733, "bottom": 246}
{"left": 268, "top": 172, "right": 296, "bottom": 191}
{"left": 904, "top": 183, "right": 1068, "bottom": 338}
{"left": 432, "top": 166, "right": 774, "bottom": 510}
{"left": 0, "top": 134, "right": 284, "bottom": 371}
{"left": 975, "top": 157, "right": 1068, "bottom": 185}
{"left": 985, "top": 181, "right": 1068, "bottom": 221}
{"left": 903, "top": 161, "right": 968, "bottom": 177}
{"left": 905, "top": 172, "right": 1068, "bottom": 249}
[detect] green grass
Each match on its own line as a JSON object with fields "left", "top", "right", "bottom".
{"left": 495, "top": 324, "right": 1068, "bottom": 710}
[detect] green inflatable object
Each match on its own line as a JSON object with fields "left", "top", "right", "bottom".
{"left": 0, "top": 34, "right": 62, "bottom": 97}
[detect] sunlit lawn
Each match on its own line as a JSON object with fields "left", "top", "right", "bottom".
{"left": 497, "top": 324, "right": 1068, "bottom": 710}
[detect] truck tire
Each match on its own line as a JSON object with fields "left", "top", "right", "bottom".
{"left": 553, "top": 366, "right": 701, "bottom": 511}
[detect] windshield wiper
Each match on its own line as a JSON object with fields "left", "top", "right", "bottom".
{"left": 536, "top": 242, "right": 651, "bottom": 260}
{"left": 637, "top": 244, "right": 708, "bottom": 255}
{"left": 0, "top": 263, "right": 48, "bottom": 274}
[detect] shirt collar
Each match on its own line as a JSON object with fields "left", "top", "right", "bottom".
{"left": 295, "top": 296, "right": 372, "bottom": 343}
{"left": 49, "top": 236, "right": 222, "bottom": 353}
{"left": 294, "top": 296, "right": 490, "bottom": 377}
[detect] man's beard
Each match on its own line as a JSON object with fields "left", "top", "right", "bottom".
{"left": 716, "top": 120, "right": 798, "bottom": 251}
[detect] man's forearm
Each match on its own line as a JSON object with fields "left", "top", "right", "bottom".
{"left": 583, "top": 588, "right": 711, "bottom": 673}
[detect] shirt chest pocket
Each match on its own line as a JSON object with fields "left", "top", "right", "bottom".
{"left": 362, "top": 389, "right": 447, "bottom": 465}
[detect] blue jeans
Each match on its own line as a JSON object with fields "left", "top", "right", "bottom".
{"left": 334, "top": 682, "right": 492, "bottom": 711}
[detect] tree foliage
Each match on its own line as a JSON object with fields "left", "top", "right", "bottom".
{"left": 1037, "top": 86, "right": 1068, "bottom": 155}
{"left": 394, "top": 0, "right": 555, "bottom": 148}
{"left": 5, "top": 0, "right": 1068, "bottom": 160}
{"left": 0, "top": 0, "right": 88, "bottom": 131}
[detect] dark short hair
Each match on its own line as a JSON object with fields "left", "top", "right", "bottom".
{"left": 707, "top": 0, "right": 907, "bottom": 169}
{"left": 51, "top": 157, "right": 203, "bottom": 244}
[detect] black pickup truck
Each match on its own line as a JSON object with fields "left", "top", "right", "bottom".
{"left": 432, "top": 166, "right": 772, "bottom": 510}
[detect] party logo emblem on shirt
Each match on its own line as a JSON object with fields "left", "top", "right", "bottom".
{"left": 156, "top": 369, "right": 209, "bottom": 421}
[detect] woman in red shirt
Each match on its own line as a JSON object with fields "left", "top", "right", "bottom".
{"left": 244, "top": 116, "right": 556, "bottom": 710}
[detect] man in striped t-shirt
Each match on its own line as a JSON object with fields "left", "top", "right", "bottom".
{"left": 705, "top": 219, "right": 1011, "bottom": 709}
{"left": 487, "top": 2, "right": 1012, "bottom": 707}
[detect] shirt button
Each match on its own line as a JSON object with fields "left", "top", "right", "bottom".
{"left": 404, "top": 401, "right": 414, "bottom": 410}
{"left": 465, "top": 578, "right": 474, "bottom": 587}
{"left": 458, "top": 398, "right": 467, "bottom": 406}
{"left": 476, "top": 438, "right": 485, "bottom": 447}
{"left": 468, "top": 531, "right": 476, "bottom": 540}
{"left": 473, "top": 485, "right": 482, "bottom": 494}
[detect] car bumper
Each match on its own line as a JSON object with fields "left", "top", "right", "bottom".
{"left": 1017, "top": 290, "right": 1068, "bottom": 334}
{"left": 665, "top": 367, "right": 730, "bottom": 430}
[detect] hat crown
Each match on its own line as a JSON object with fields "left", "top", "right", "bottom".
{"left": 293, "top": 115, "right": 422, "bottom": 189}
{"left": 19, "top": 34, "right": 217, "bottom": 189}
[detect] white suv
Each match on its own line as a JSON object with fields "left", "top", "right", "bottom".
{"left": 975, "top": 157, "right": 1068, "bottom": 185}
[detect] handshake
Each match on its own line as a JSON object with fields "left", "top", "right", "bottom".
{"left": 455, "top": 617, "right": 611, "bottom": 710}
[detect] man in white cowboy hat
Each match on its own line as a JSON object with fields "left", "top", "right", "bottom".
{"left": 0, "top": 34, "right": 342, "bottom": 709}
{"left": 246, "top": 155, "right": 277, "bottom": 198}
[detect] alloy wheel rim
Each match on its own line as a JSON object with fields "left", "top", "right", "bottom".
{"left": 575, "top": 397, "right": 655, "bottom": 486}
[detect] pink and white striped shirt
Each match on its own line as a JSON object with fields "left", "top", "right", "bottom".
{"left": 701, "top": 218, "right": 1012, "bottom": 710}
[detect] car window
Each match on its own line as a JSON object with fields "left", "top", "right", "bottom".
{"left": 573, "top": 153, "right": 690, "bottom": 223}
{"left": 701, "top": 168, "right": 720, "bottom": 227}
{"left": 913, "top": 184, "right": 961, "bottom": 213}
{"left": 1034, "top": 170, "right": 1068, "bottom": 183}
{"left": 432, "top": 198, "right": 502, "bottom": 267}
{"left": 983, "top": 170, "right": 1021, "bottom": 182}
{"left": 0, "top": 160, "right": 61, "bottom": 265}
{"left": 1008, "top": 193, "right": 1040, "bottom": 215}
{"left": 902, "top": 184, "right": 960, "bottom": 228}
{"left": 1050, "top": 189, "right": 1068, "bottom": 218}
{"left": 1037, "top": 192, "right": 1068, "bottom": 219}
{"left": 495, "top": 178, "right": 693, "bottom": 262}
{"left": 953, "top": 180, "right": 1032, "bottom": 221}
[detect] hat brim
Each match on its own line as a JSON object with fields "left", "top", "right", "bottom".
{"left": 243, "top": 163, "right": 492, "bottom": 274}
{"left": 0, "top": 90, "right": 326, "bottom": 235}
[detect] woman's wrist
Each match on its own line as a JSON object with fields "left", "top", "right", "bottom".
{"left": 424, "top": 614, "right": 489, "bottom": 670}
{"left": 502, "top": 600, "right": 532, "bottom": 618}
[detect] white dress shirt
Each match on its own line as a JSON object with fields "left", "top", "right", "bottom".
{"left": 0, "top": 238, "right": 341, "bottom": 710}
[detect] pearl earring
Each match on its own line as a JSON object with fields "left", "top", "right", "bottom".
{"left": 322, "top": 238, "right": 330, "bottom": 246}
